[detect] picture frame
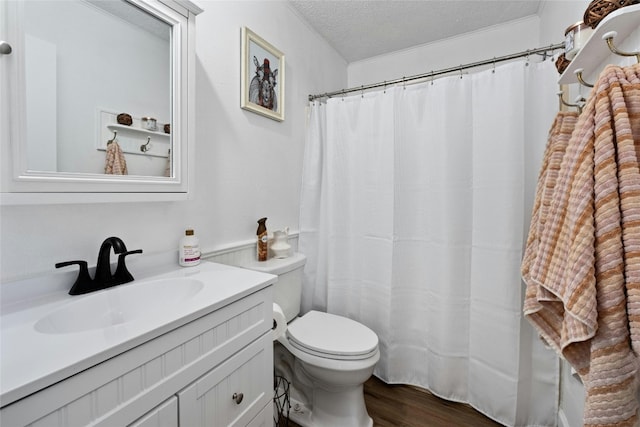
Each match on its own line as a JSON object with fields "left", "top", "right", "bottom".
{"left": 241, "top": 27, "right": 285, "bottom": 122}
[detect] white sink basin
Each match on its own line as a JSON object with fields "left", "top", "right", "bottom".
{"left": 34, "top": 278, "right": 204, "bottom": 334}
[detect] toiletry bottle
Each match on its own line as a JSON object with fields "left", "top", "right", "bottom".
{"left": 179, "top": 229, "right": 201, "bottom": 267}
{"left": 257, "top": 217, "right": 268, "bottom": 261}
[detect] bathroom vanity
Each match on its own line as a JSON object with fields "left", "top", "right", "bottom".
{"left": 0, "top": 262, "right": 276, "bottom": 426}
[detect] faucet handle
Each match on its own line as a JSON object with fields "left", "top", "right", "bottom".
{"left": 113, "top": 249, "right": 143, "bottom": 285}
{"left": 56, "top": 260, "right": 94, "bottom": 295}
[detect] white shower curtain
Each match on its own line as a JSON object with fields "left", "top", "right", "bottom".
{"left": 299, "top": 60, "right": 561, "bottom": 426}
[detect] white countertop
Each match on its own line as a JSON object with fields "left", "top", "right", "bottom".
{"left": 0, "top": 260, "right": 276, "bottom": 407}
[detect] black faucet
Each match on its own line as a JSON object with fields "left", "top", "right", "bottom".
{"left": 56, "top": 237, "right": 143, "bottom": 295}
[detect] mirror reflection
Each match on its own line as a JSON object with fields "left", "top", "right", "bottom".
{"left": 23, "top": 0, "right": 171, "bottom": 177}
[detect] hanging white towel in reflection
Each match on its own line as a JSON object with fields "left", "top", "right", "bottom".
{"left": 104, "top": 141, "right": 128, "bottom": 175}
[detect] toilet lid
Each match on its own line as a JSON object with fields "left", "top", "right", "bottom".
{"left": 286, "top": 311, "right": 379, "bottom": 360}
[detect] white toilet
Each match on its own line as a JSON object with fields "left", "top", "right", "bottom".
{"left": 245, "top": 253, "right": 379, "bottom": 427}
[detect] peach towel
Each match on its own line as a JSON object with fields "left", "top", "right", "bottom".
{"left": 523, "top": 64, "right": 640, "bottom": 427}
{"left": 104, "top": 141, "right": 128, "bottom": 175}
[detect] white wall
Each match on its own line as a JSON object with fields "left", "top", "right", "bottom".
{"left": 348, "top": 16, "right": 541, "bottom": 88}
{"left": 0, "top": 0, "right": 346, "bottom": 283}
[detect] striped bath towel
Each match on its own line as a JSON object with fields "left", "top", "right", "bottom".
{"left": 104, "top": 140, "right": 128, "bottom": 175}
{"left": 522, "top": 110, "right": 579, "bottom": 286}
{"left": 523, "top": 64, "right": 640, "bottom": 427}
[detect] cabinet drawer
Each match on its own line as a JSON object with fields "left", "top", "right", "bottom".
{"left": 178, "top": 332, "right": 273, "bottom": 427}
{"left": 0, "top": 287, "right": 272, "bottom": 427}
{"left": 129, "top": 396, "right": 178, "bottom": 427}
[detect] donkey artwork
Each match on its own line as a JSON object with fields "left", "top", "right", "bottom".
{"left": 249, "top": 56, "right": 278, "bottom": 111}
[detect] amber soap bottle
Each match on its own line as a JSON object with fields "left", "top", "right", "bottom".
{"left": 257, "top": 217, "right": 268, "bottom": 261}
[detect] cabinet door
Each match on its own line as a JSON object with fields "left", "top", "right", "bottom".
{"left": 178, "top": 333, "right": 272, "bottom": 427}
{"left": 129, "top": 397, "right": 178, "bottom": 427}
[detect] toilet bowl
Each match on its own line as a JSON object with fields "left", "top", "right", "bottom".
{"left": 243, "top": 253, "right": 379, "bottom": 427}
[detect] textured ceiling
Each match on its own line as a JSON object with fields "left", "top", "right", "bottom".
{"left": 289, "top": 0, "right": 543, "bottom": 62}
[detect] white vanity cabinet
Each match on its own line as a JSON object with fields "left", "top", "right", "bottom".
{"left": 0, "top": 286, "right": 274, "bottom": 427}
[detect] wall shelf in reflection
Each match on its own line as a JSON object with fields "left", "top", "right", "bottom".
{"left": 97, "top": 110, "right": 170, "bottom": 159}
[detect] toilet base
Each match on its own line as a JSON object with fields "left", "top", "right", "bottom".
{"left": 273, "top": 330, "right": 378, "bottom": 427}
{"left": 286, "top": 397, "right": 312, "bottom": 426}
{"left": 286, "top": 396, "right": 373, "bottom": 427}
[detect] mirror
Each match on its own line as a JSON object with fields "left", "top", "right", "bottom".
{"left": 25, "top": 0, "right": 171, "bottom": 177}
{"left": 0, "top": 0, "right": 196, "bottom": 199}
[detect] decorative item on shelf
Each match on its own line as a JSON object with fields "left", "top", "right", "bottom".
{"left": 271, "top": 227, "right": 291, "bottom": 259}
{"left": 164, "top": 123, "right": 170, "bottom": 134}
{"left": 555, "top": 53, "right": 571, "bottom": 74}
{"left": 117, "top": 113, "right": 132, "bottom": 126}
{"left": 141, "top": 117, "right": 157, "bottom": 131}
{"left": 564, "top": 21, "right": 593, "bottom": 60}
{"left": 583, "top": 0, "right": 640, "bottom": 28}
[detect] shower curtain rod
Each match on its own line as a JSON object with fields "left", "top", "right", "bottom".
{"left": 308, "top": 42, "right": 565, "bottom": 101}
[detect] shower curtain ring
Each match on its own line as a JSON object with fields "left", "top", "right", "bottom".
{"left": 492, "top": 58, "right": 496, "bottom": 73}
{"left": 459, "top": 66, "right": 463, "bottom": 79}
{"left": 431, "top": 71, "right": 434, "bottom": 85}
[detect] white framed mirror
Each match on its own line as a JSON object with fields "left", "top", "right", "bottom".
{"left": 0, "top": 0, "right": 201, "bottom": 204}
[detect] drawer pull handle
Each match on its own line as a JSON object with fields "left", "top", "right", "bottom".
{"left": 232, "top": 392, "right": 244, "bottom": 404}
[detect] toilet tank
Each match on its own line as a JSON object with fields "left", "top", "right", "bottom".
{"left": 242, "top": 253, "right": 306, "bottom": 322}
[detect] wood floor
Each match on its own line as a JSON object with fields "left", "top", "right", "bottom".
{"left": 286, "top": 376, "right": 502, "bottom": 427}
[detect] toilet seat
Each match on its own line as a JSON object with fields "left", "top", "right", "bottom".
{"left": 286, "top": 311, "right": 379, "bottom": 361}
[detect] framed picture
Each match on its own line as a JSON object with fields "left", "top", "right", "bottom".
{"left": 241, "top": 27, "right": 285, "bottom": 122}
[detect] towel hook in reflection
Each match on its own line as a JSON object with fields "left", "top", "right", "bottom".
{"left": 557, "top": 91, "right": 583, "bottom": 113}
{"left": 107, "top": 130, "right": 117, "bottom": 145}
{"left": 602, "top": 31, "right": 640, "bottom": 63}
{"left": 140, "top": 136, "right": 151, "bottom": 153}
{"left": 574, "top": 68, "right": 594, "bottom": 88}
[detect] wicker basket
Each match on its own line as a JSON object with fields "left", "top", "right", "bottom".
{"left": 117, "top": 113, "right": 132, "bottom": 126}
{"left": 583, "top": 0, "right": 640, "bottom": 28}
{"left": 555, "top": 53, "right": 571, "bottom": 74}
